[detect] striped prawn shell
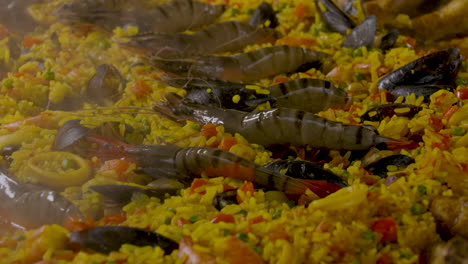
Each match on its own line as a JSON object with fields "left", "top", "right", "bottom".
{"left": 151, "top": 45, "right": 327, "bottom": 83}
{"left": 226, "top": 108, "right": 384, "bottom": 150}
{"left": 267, "top": 78, "right": 352, "bottom": 113}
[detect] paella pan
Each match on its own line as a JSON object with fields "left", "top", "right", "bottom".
{"left": 0, "top": 0, "right": 467, "bottom": 263}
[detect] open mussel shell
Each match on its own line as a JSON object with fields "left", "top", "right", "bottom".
{"left": 379, "top": 29, "right": 399, "bottom": 52}
{"left": 53, "top": 119, "right": 90, "bottom": 150}
{"left": 70, "top": 226, "right": 178, "bottom": 254}
{"left": 86, "top": 64, "right": 126, "bottom": 106}
{"left": 213, "top": 190, "right": 238, "bottom": 210}
{"left": 378, "top": 48, "right": 462, "bottom": 91}
{"left": 264, "top": 159, "right": 347, "bottom": 187}
{"left": 314, "top": 0, "right": 356, "bottom": 34}
{"left": 248, "top": 2, "right": 278, "bottom": 28}
{"left": 364, "top": 154, "right": 415, "bottom": 178}
{"left": 342, "top": 15, "right": 376, "bottom": 49}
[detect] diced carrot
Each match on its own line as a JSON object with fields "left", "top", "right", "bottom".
{"left": 23, "top": 36, "right": 43, "bottom": 48}
{"left": 101, "top": 213, "right": 126, "bottom": 225}
{"left": 456, "top": 89, "right": 468, "bottom": 100}
{"left": 441, "top": 105, "right": 459, "bottom": 121}
{"left": 130, "top": 80, "right": 152, "bottom": 99}
{"left": 210, "top": 213, "right": 235, "bottom": 224}
{"left": 249, "top": 216, "right": 265, "bottom": 225}
{"left": 98, "top": 159, "right": 131, "bottom": 179}
{"left": 218, "top": 136, "right": 237, "bottom": 151}
{"left": 189, "top": 179, "right": 209, "bottom": 194}
{"left": 294, "top": 2, "right": 309, "bottom": 20}
{"left": 201, "top": 123, "right": 218, "bottom": 137}
{"left": 371, "top": 217, "right": 398, "bottom": 243}
{"left": 267, "top": 229, "right": 289, "bottom": 241}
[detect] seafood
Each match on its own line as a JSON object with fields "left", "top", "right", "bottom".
{"left": 150, "top": 45, "right": 327, "bottom": 83}
{"left": 248, "top": 2, "right": 278, "bottom": 28}
{"left": 122, "top": 21, "right": 281, "bottom": 57}
{"left": 388, "top": 85, "right": 453, "bottom": 102}
{"left": 264, "top": 159, "right": 347, "bottom": 197}
{"left": 90, "top": 181, "right": 185, "bottom": 205}
{"left": 314, "top": 0, "right": 356, "bottom": 34}
{"left": 0, "top": 0, "right": 38, "bottom": 35}
{"left": 213, "top": 190, "right": 238, "bottom": 210}
{"left": 411, "top": 0, "right": 468, "bottom": 41}
{"left": 360, "top": 103, "right": 423, "bottom": 122}
{"left": 342, "top": 15, "right": 376, "bottom": 49}
{"left": 171, "top": 78, "right": 351, "bottom": 113}
{"left": 83, "top": 135, "right": 326, "bottom": 197}
{"left": 378, "top": 48, "right": 462, "bottom": 91}
{"left": 430, "top": 196, "right": 468, "bottom": 239}
{"left": 264, "top": 78, "right": 352, "bottom": 113}
{"left": 363, "top": 154, "right": 415, "bottom": 178}
{"left": 155, "top": 93, "right": 418, "bottom": 151}
{"left": 70, "top": 226, "right": 178, "bottom": 254}
{"left": 86, "top": 64, "right": 126, "bottom": 106}
{"left": 431, "top": 236, "right": 468, "bottom": 264}
{"left": 56, "top": 0, "right": 227, "bottom": 34}
{"left": 379, "top": 29, "right": 399, "bottom": 52}
{"left": 0, "top": 169, "right": 83, "bottom": 228}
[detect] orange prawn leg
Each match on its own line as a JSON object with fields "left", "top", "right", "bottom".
{"left": 2, "top": 112, "right": 59, "bottom": 132}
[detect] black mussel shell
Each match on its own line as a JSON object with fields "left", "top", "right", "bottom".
{"left": 213, "top": 190, "right": 238, "bottom": 210}
{"left": 70, "top": 226, "right": 178, "bottom": 254}
{"left": 87, "top": 64, "right": 126, "bottom": 106}
{"left": 360, "top": 103, "right": 423, "bottom": 122}
{"left": 364, "top": 154, "right": 415, "bottom": 178}
{"left": 378, "top": 48, "right": 462, "bottom": 91}
{"left": 379, "top": 29, "right": 399, "bottom": 52}
{"left": 0, "top": 144, "right": 21, "bottom": 162}
{"left": 264, "top": 159, "right": 347, "bottom": 187}
{"left": 89, "top": 184, "right": 164, "bottom": 205}
{"left": 314, "top": 0, "right": 356, "bottom": 34}
{"left": 248, "top": 2, "right": 278, "bottom": 28}
{"left": 343, "top": 15, "right": 376, "bottom": 49}
{"left": 53, "top": 119, "right": 90, "bottom": 150}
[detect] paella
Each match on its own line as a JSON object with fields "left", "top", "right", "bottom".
{"left": 0, "top": 0, "right": 467, "bottom": 263}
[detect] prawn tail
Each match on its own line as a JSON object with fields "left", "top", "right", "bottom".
{"left": 152, "top": 92, "right": 188, "bottom": 124}
{"left": 380, "top": 137, "right": 420, "bottom": 150}
{"left": 84, "top": 134, "right": 132, "bottom": 161}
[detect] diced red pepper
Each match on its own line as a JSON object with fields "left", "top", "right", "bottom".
{"left": 429, "top": 116, "right": 444, "bottom": 131}
{"left": 249, "top": 216, "right": 265, "bottom": 225}
{"left": 218, "top": 136, "right": 237, "bottom": 151}
{"left": 23, "top": 36, "right": 43, "bottom": 48}
{"left": 210, "top": 213, "right": 235, "bottom": 224}
{"left": 267, "top": 229, "right": 289, "bottom": 241}
{"left": 376, "top": 253, "right": 393, "bottom": 264}
{"left": 189, "top": 179, "right": 208, "bottom": 194}
{"left": 371, "top": 217, "right": 398, "bottom": 243}
{"left": 130, "top": 80, "right": 152, "bottom": 99}
{"left": 294, "top": 2, "right": 309, "bottom": 20}
{"left": 402, "top": 37, "right": 416, "bottom": 49}
{"left": 456, "top": 89, "right": 468, "bottom": 100}
{"left": 237, "top": 181, "right": 255, "bottom": 204}
{"left": 0, "top": 25, "right": 9, "bottom": 40}
{"left": 273, "top": 76, "right": 292, "bottom": 84}
{"left": 223, "top": 184, "right": 237, "bottom": 192}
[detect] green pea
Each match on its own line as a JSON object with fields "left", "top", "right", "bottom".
{"left": 3, "top": 78, "right": 13, "bottom": 88}
{"left": 188, "top": 215, "right": 199, "bottom": 223}
{"left": 236, "top": 232, "right": 249, "bottom": 242}
{"left": 361, "top": 231, "right": 375, "bottom": 240}
{"left": 417, "top": 185, "right": 427, "bottom": 196}
{"left": 352, "top": 48, "right": 363, "bottom": 57}
{"left": 222, "top": 229, "right": 231, "bottom": 236}
{"left": 354, "top": 72, "right": 365, "bottom": 81}
{"left": 43, "top": 70, "right": 55, "bottom": 80}
{"left": 452, "top": 126, "right": 466, "bottom": 136}
{"left": 411, "top": 203, "right": 424, "bottom": 215}
{"left": 236, "top": 209, "right": 248, "bottom": 216}
{"left": 455, "top": 78, "right": 468, "bottom": 86}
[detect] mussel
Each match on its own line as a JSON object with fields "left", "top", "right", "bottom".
{"left": 364, "top": 154, "right": 415, "bottom": 178}
{"left": 70, "top": 226, "right": 178, "bottom": 254}
{"left": 360, "top": 103, "right": 423, "bottom": 122}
